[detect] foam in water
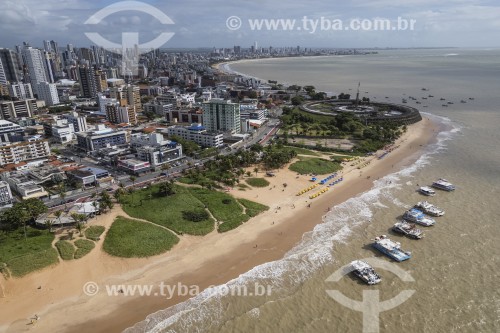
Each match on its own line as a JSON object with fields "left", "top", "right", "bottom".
{"left": 126, "top": 115, "right": 462, "bottom": 333}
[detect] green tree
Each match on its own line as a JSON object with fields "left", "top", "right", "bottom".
{"left": 21, "top": 198, "right": 48, "bottom": 223}
{"left": 291, "top": 96, "right": 304, "bottom": 106}
{"left": 129, "top": 176, "right": 137, "bottom": 187}
{"left": 158, "top": 181, "right": 175, "bottom": 196}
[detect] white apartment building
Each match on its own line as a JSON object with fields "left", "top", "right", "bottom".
{"left": 21, "top": 46, "right": 48, "bottom": 95}
{"left": 64, "top": 111, "right": 88, "bottom": 132}
{"left": 51, "top": 119, "right": 75, "bottom": 144}
{"left": 37, "top": 82, "right": 60, "bottom": 106}
{"left": 0, "top": 136, "right": 51, "bottom": 165}
{"left": 131, "top": 132, "right": 183, "bottom": 168}
{"left": 167, "top": 124, "right": 223, "bottom": 148}
{"left": 8, "top": 82, "right": 34, "bottom": 99}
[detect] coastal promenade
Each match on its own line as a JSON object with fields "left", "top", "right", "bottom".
{"left": 0, "top": 117, "right": 439, "bottom": 333}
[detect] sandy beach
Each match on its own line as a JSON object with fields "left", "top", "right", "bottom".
{"left": 0, "top": 117, "right": 439, "bottom": 333}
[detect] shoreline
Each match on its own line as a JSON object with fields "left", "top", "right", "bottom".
{"left": 0, "top": 117, "right": 440, "bottom": 333}
{"left": 213, "top": 55, "right": 338, "bottom": 83}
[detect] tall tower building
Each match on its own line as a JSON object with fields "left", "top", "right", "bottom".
{"left": 94, "top": 70, "right": 108, "bottom": 93}
{"left": 0, "top": 48, "right": 22, "bottom": 83}
{"left": 0, "top": 60, "right": 6, "bottom": 86}
{"left": 43, "top": 51, "right": 56, "bottom": 83}
{"left": 202, "top": 99, "right": 241, "bottom": 133}
{"left": 21, "top": 46, "right": 48, "bottom": 95}
{"left": 78, "top": 65, "right": 98, "bottom": 98}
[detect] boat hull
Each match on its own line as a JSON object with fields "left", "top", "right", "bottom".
{"left": 372, "top": 243, "right": 411, "bottom": 262}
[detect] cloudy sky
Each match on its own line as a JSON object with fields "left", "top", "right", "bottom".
{"left": 2, "top": 0, "right": 500, "bottom": 49}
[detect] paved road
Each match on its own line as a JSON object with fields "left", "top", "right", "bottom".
{"left": 46, "top": 114, "right": 283, "bottom": 209}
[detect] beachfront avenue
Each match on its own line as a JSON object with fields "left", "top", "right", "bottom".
{"left": 83, "top": 281, "right": 273, "bottom": 299}
{"left": 227, "top": 16, "right": 417, "bottom": 33}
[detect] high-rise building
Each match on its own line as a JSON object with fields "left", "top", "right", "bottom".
{"left": 0, "top": 60, "right": 6, "bottom": 86}
{"left": 109, "top": 84, "right": 142, "bottom": 113}
{"left": 78, "top": 65, "right": 98, "bottom": 98}
{"left": 105, "top": 104, "right": 136, "bottom": 125}
{"left": 94, "top": 70, "right": 108, "bottom": 93}
{"left": 0, "top": 48, "right": 22, "bottom": 83}
{"left": 21, "top": 46, "right": 48, "bottom": 95}
{"left": 8, "top": 82, "right": 34, "bottom": 100}
{"left": 202, "top": 99, "right": 241, "bottom": 133}
{"left": 37, "top": 82, "right": 60, "bottom": 106}
{"left": 42, "top": 51, "right": 56, "bottom": 83}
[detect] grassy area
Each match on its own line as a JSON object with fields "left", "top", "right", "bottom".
{"left": 74, "top": 239, "right": 95, "bottom": 259}
{"left": 7, "top": 249, "right": 59, "bottom": 277}
{"left": 55, "top": 240, "right": 75, "bottom": 260}
{"left": 188, "top": 188, "right": 251, "bottom": 233}
{"left": 0, "top": 228, "right": 59, "bottom": 277}
{"left": 285, "top": 146, "right": 320, "bottom": 156}
{"left": 121, "top": 184, "right": 215, "bottom": 236}
{"left": 85, "top": 226, "right": 105, "bottom": 241}
{"left": 121, "top": 184, "right": 264, "bottom": 235}
{"left": 246, "top": 178, "right": 270, "bottom": 188}
{"left": 238, "top": 199, "right": 269, "bottom": 217}
{"left": 289, "top": 157, "right": 342, "bottom": 175}
{"left": 103, "top": 217, "right": 179, "bottom": 258}
{"left": 237, "top": 183, "right": 249, "bottom": 190}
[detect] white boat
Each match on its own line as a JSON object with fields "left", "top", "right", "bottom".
{"left": 350, "top": 260, "right": 382, "bottom": 285}
{"left": 432, "top": 178, "right": 455, "bottom": 191}
{"left": 419, "top": 186, "right": 436, "bottom": 196}
{"left": 415, "top": 201, "right": 445, "bottom": 217}
{"left": 372, "top": 235, "right": 412, "bottom": 262}
{"left": 403, "top": 208, "right": 436, "bottom": 226}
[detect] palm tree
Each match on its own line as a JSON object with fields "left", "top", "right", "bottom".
{"left": 58, "top": 184, "right": 67, "bottom": 210}
{"left": 54, "top": 210, "right": 63, "bottom": 226}
{"left": 45, "top": 219, "right": 55, "bottom": 233}
{"left": 253, "top": 167, "right": 259, "bottom": 176}
{"left": 71, "top": 213, "right": 86, "bottom": 235}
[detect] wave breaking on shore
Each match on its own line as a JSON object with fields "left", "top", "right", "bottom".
{"left": 125, "top": 114, "right": 460, "bottom": 333}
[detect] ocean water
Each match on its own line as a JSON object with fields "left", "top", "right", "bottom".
{"left": 128, "top": 49, "right": 500, "bottom": 333}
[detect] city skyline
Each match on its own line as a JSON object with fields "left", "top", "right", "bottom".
{"left": 2, "top": 0, "right": 500, "bottom": 49}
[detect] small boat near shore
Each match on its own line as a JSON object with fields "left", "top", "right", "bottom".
{"left": 392, "top": 221, "right": 424, "bottom": 239}
{"left": 350, "top": 260, "right": 382, "bottom": 285}
{"left": 415, "top": 201, "right": 445, "bottom": 216}
{"left": 372, "top": 235, "right": 412, "bottom": 262}
{"left": 403, "top": 208, "right": 436, "bottom": 226}
{"left": 432, "top": 178, "right": 455, "bottom": 191}
{"left": 419, "top": 186, "right": 436, "bottom": 196}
